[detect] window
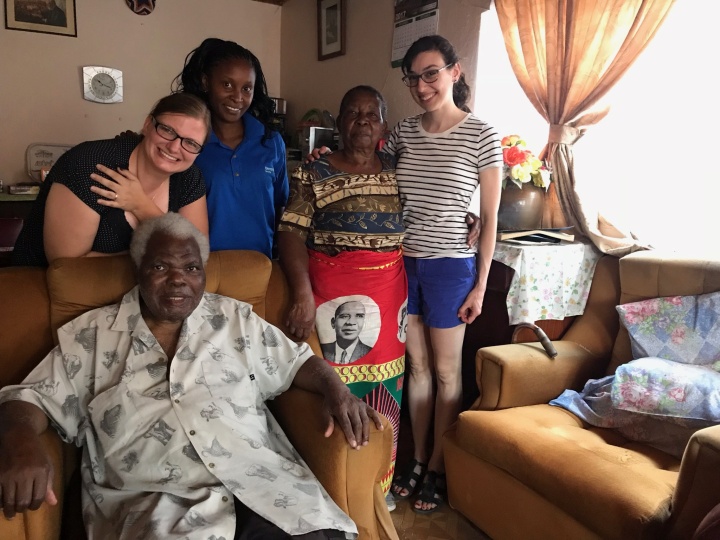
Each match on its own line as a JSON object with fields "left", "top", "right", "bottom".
{"left": 476, "top": 2, "right": 716, "bottom": 256}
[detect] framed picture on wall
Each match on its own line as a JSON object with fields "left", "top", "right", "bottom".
{"left": 5, "top": 0, "right": 77, "bottom": 37}
{"left": 317, "top": 0, "right": 345, "bottom": 61}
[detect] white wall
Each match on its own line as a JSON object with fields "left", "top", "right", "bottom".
{"left": 0, "top": 0, "right": 283, "bottom": 186}
{"left": 1, "top": 0, "right": 493, "bottom": 186}
{"left": 280, "top": 0, "right": 488, "bottom": 139}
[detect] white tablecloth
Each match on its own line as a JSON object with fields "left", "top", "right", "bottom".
{"left": 492, "top": 241, "right": 603, "bottom": 325}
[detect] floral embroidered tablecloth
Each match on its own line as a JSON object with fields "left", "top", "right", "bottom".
{"left": 492, "top": 241, "right": 603, "bottom": 324}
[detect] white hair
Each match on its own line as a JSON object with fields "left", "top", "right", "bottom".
{"left": 130, "top": 213, "right": 209, "bottom": 268}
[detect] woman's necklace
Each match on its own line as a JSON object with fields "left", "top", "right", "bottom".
{"left": 129, "top": 151, "right": 169, "bottom": 205}
{"left": 149, "top": 179, "right": 168, "bottom": 202}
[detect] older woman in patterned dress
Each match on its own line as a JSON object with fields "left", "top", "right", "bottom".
{"left": 278, "top": 86, "right": 406, "bottom": 508}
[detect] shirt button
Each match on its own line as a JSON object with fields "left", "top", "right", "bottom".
{"left": 189, "top": 430, "right": 196, "bottom": 436}
{"left": 235, "top": 173, "right": 239, "bottom": 176}
{"left": 209, "top": 463, "right": 215, "bottom": 468}
{"left": 232, "top": 155, "right": 237, "bottom": 159}
{"left": 174, "top": 399, "right": 180, "bottom": 404}
{"left": 222, "top": 496, "right": 229, "bottom": 502}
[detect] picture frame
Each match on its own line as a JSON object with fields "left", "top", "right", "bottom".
{"left": 317, "top": 0, "right": 345, "bottom": 61}
{"left": 5, "top": 0, "right": 77, "bottom": 37}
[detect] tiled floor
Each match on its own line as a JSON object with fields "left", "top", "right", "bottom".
{"left": 391, "top": 495, "right": 491, "bottom": 540}
{"left": 390, "top": 408, "right": 492, "bottom": 540}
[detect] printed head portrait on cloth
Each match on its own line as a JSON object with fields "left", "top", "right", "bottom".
{"left": 318, "top": 296, "right": 381, "bottom": 365}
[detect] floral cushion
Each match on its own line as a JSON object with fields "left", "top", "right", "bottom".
{"left": 616, "top": 291, "right": 720, "bottom": 364}
{"left": 550, "top": 374, "right": 712, "bottom": 459}
{"left": 612, "top": 357, "right": 720, "bottom": 422}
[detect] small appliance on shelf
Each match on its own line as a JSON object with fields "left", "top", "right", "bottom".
{"left": 9, "top": 182, "right": 42, "bottom": 195}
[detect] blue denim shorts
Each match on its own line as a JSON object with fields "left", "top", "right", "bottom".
{"left": 404, "top": 256, "right": 477, "bottom": 328}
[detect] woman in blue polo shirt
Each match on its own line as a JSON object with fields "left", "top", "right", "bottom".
{"left": 173, "top": 38, "right": 288, "bottom": 259}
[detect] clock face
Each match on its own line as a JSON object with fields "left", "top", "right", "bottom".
{"left": 82, "top": 66, "right": 123, "bottom": 104}
{"left": 91, "top": 73, "right": 117, "bottom": 99}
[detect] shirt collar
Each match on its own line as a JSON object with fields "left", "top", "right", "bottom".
{"left": 335, "top": 339, "right": 359, "bottom": 362}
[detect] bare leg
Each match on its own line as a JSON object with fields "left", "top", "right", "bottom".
{"left": 414, "top": 323, "right": 465, "bottom": 512}
{"left": 392, "top": 314, "right": 433, "bottom": 498}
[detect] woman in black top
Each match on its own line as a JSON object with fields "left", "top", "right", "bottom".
{"left": 13, "top": 93, "right": 209, "bottom": 267}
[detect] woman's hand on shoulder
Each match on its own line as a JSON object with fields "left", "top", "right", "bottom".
{"left": 305, "top": 146, "right": 332, "bottom": 164}
{"left": 90, "top": 164, "right": 151, "bottom": 214}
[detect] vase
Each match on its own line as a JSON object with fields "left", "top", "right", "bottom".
{"left": 497, "top": 182, "right": 545, "bottom": 231}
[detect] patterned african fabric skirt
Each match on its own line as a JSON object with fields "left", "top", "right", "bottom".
{"left": 309, "top": 248, "right": 407, "bottom": 494}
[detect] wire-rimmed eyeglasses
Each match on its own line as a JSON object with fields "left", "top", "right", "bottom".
{"left": 402, "top": 64, "right": 453, "bottom": 87}
{"left": 151, "top": 116, "right": 204, "bottom": 154}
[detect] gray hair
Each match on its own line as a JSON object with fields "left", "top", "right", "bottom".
{"left": 130, "top": 213, "right": 209, "bottom": 267}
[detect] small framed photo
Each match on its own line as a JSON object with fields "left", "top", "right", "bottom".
{"left": 5, "top": 0, "right": 77, "bottom": 37}
{"left": 317, "top": 0, "right": 345, "bottom": 61}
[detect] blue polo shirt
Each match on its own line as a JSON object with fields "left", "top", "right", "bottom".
{"left": 195, "top": 114, "right": 288, "bottom": 258}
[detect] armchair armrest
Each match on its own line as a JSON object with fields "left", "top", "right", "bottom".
{"left": 269, "top": 387, "right": 397, "bottom": 540}
{"left": 667, "top": 425, "right": 720, "bottom": 540}
{"left": 473, "top": 341, "right": 610, "bottom": 410}
{"left": 0, "top": 430, "right": 64, "bottom": 540}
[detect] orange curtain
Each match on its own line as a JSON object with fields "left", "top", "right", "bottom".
{"left": 495, "top": 0, "right": 675, "bottom": 256}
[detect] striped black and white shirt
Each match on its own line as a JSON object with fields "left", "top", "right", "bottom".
{"left": 384, "top": 113, "right": 503, "bottom": 258}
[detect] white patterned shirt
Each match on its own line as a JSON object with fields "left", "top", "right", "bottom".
{"left": 0, "top": 287, "right": 357, "bottom": 540}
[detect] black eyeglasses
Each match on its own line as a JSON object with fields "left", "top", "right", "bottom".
{"left": 151, "top": 116, "right": 204, "bottom": 154}
{"left": 402, "top": 64, "right": 453, "bottom": 87}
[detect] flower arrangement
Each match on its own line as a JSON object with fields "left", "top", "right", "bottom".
{"left": 501, "top": 135, "right": 552, "bottom": 190}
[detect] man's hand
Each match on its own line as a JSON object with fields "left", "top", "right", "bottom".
{"left": 0, "top": 425, "right": 57, "bottom": 519}
{"left": 285, "top": 296, "right": 316, "bottom": 341}
{"left": 466, "top": 212, "right": 481, "bottom": 247}
{"left": 321, "top": 385, "right": 384, "bottom": 449}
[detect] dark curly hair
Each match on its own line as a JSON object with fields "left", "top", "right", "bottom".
{"left": 172, "top": 38, "right": 277, "bottom": 144}
{"left": 401, "top": 35, "right": 472, "bottom": 113}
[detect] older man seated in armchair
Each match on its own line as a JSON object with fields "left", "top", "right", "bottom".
{"left": 0, "top": 213, "right": 383, "bottom": 540}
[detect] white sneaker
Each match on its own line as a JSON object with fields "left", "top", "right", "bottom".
{"left": 385, "top": 492, "right": 397, "bottom": 512}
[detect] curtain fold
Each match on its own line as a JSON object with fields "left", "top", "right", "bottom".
{"left": 495, "top": 0, "right": 675, "bottom": 256}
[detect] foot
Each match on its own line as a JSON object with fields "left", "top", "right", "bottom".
{"left": 413, "top": 471, "right": 446, "bottom": 515}
{"left": 391, "top": 459, "right": 427, "bottom": 500}
{"left": 385, "top": 491, "right": 396, "bottom": 512}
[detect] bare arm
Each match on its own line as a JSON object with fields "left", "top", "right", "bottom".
{"left": 291, "top": 355, "right": 384, "bottom": 449}
{"left": 278, "top": 231, "right": 315, "bottom": 340}
{"left": 0, "top": 401, "right": 57, "bottom": 519}
{"left": 43, "top": 182, "right": 104, "bottom": 262}
{"left": 458, "top": 166, "right": 502, "bottom": 324}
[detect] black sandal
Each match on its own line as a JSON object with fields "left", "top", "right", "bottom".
{"left": 413, "top": 471, "right": 446, "bottom": 515}
{"left": 391, "top": 458, "right": 427, "bottom": 500}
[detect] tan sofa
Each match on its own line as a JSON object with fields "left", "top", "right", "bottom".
{"left": 0, "top": 250, "right": 398, "bottom": 540}
{"left": 445, "top": 251, "right": 720, "bottom": 539}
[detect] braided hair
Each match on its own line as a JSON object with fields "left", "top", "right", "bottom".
{"left": 172, "top": 38, "right": 277, "bottom": 144}
{"left": 401, "top": 35, "right": 472, "bottom": 113}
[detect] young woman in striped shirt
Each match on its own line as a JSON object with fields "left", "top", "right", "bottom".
{"left": 387, "top": 35, "right": 503, "bottom": 514}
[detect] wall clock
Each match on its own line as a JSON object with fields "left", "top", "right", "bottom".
{"left": 82, "top": 66, "right": 124, "bottom": 103}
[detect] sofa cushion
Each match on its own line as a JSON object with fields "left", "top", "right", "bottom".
{"left": 454, "top": 405, "right": 677, "bottom": 538}
{"left": 47, "top": 251, "right": 272, "bottom": 337}
{"left": 612, "top": 357, "right": 720, "bottom": 421}
{"left": 616, "top": 291, "right": 720, "bottom": 365}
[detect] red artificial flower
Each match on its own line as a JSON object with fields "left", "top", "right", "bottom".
{"left": 503, "top": 146, "right": 530, "bottom": 167}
